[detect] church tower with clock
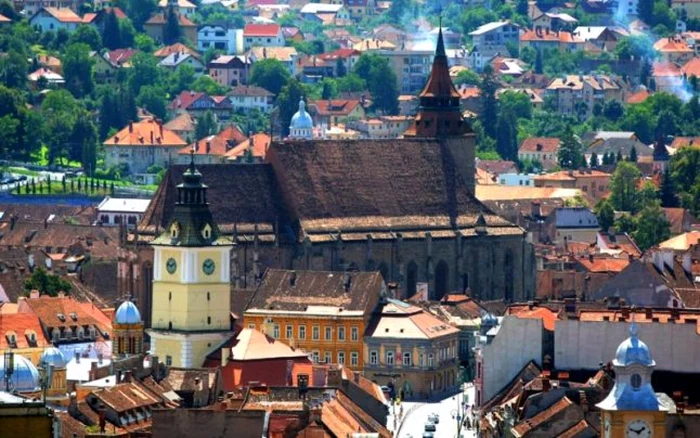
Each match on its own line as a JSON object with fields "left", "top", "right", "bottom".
{"left": 597, "top": 322, "right": 670, "bottom": 438}
{"left": 147, "top": 151, "right": 234, "bottom": 368}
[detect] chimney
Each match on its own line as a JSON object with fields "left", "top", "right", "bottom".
{"left": 123, "top": 370, "right": 132, "bottom": 382}
{"left": 98, "top": 405, "right": 106, "bottom": 433}
{"left": 588, "top": 253, "right": 594, "bottom": 263}
{"left": 343, "top": 272, "right": 351, "bottom": 291}
{"left": 75, "top": 351, "right": 80, "bottom": 364}
{"left": 579, "top": 390, "right": 589, "bottom": 413}
{"left": 150, "top": 130, "right": 154, "bottom": 144}
{"left": 44, "top": 218, "right": 48, "bottom": 229}
{"left": 531, "top": 201, "right": 541, "bottom": 217}
{"left": 10, "top": 215, "right": 15, "bottom": 230}
{"left": 621, "top": 306, "right": 630, "bottom": 319}
{"left": 30, "top": 289, "right": 40, "bottom": 299}
{"left": 97, "top": 352, "right": 103, "bottom": 365}
{"left": 151, "top": 356, "right": 159, "bottom": 379}
{"left": 541, "top": 372, "right": 550, "bottom": 392}
{"left": 159, "top": 122, "right": 163, "bottom": 138}
{"left": 206, "top": 141, "right": 211, "bottom": 154}
{"left": 645, "top": 307, "right": 653, "bottom": 319}
{"left": 128, "top": 122, "right": 133, "bottom": 133}
{"left": 116, "top": 369, "right": 122, "bottom": 383}
{"left": 289, "top": 271, "right": 297, "bottom": 287}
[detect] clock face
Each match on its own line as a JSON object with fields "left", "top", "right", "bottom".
{"left": 626, "top": 419, "right": 651, "bottom": 438}
{"left": 202, "top": 258, "right": 216, "bottom": 276}
{"left": 166, "top": 258, "right": 177, "bottom": 274}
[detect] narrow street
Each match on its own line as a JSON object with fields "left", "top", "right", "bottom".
{"left": 391, "top": 384, "right": 477, "bottom": 438}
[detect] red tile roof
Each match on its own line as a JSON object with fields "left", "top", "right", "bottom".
{"left": 180, "top": 125, "right": 247, "bottom": 156}
{"left": 18, "top": 295, "right": 112, "bottom": 335}
{"left": 576, "top": 256, "right": 630, "bottom": 273}
{"left": 313, "top": 99, "right": 361, "bottom": 116}
{"left": 670, "top": 136, "right": 699, "bottom": 149}
{"left": 105, "top": 48, "right": 138, "bottom": 66}
{"left": 154, "top": 43, "right": 199, "bottom": 58}
{"left": 319, "top": 48, "right": 361, "bottom": 61}
{"left": 506, "top": 304, "right": 560, "bottom": 330}
{"left": 511, "top": 396, "right": 573, "bottom": 436}
{"left": 626, "top": 89, "right": 650, "bottom": 104}
{"left": 521, "top": 29, "right": 578, "bottom": 42}
{"left": 653, "top": 61, "right": 682, "bottom": 77}
{"left": 519, "top": 137, "right": 560, "bottom": 153}
{"left": 0, "top": 313, "right": 51, "bottom": 349}
{"left": 40, "top": 7, "right": 82, "bottom": 23}
{"left": 224, "top": 133, "right": 271, "bottom": 160}
{"left": 145, "top": 12, "right": 194, "bottom": 26}
{"left": 103, "top": 119, "right": 186, "bottom": 147}
{"left": 682, "top": 57, "right": 700, "bottom": 78}
{"left": 653, "top": 37, "right": 693, "bottom": 53}
{"left": 243, "top": 23, "right": 280, "bottom": 37}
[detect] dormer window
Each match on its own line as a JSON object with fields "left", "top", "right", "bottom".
{"left": 202, "top": 223, "right": 212, "bottom": 240}
{"left": 57, "top": 313, "right": 66, "bottom": 322}
{"left": 6, "top": 332, "right": 16, "bottom": 347}
{"left": 170, "top": 222, "right": 180, "bottom": 239}
{"left": 70, "top": 312, "right": 78, "bottom": 321}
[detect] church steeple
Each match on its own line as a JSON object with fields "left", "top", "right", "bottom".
{"left": 153, "top": 150, "right": 226, "bottom": 247}
{"left": 404, "top": 23, "right": 471, "bottom": 138}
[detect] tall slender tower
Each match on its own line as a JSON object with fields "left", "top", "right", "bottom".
{"left": 404, "top": 25, "right": 476, "bottom": 195}
{"left": 147, "top": 151, "right": 234, "bottom": 368}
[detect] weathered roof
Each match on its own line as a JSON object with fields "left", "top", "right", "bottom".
{"left": 658, "top": 231, "right": 700, "bottom": 251}
{"left": 519, "top": 137, "right": 560, "bottom": 153}
{"left": 103, "top": 120, "right": 187, "bottom": 147}
{"left": 246, "top": 270, "right": 383, "bottom": 314}
{"left": 180, "top": 125, "right": 247, "bottom": 156}
{"left": 243, "top": 23, "right": 280, "bottom": 36}
{"left": 366, "top": 299, "right": 460, "bottom": 340}
{"left": 265, "top": 139, "right": 514, "bottom": 234}
{"left": 229, "top": 328, "right": 309, "bottom": 360}
{"left": 0, "top": 313, "right": 51, "bottom": 349}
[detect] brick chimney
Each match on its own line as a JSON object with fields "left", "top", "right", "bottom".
{"left": 98, "top": 405, "right": 106, "bottom": 433}
{"left": 128, "top": 122, "right": 133, "bottom": 133}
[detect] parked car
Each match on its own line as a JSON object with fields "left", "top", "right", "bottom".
{"left": 16, "top": 175, "right": 26, "bottom": 181}
{"left": 0, "top": 177, "right": 14, "bottom": 185}
{"left": 422, "top": 433, "right": 434, "bottom": 438}
{"left": 424, "top": 422, "right": 436, "bottom": 432}
{"left": 428, "top": 413, "right": 440, "bottom": 424}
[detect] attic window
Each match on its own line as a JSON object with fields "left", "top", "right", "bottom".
{"left": 57, "top": 313, "right": 66, "bottom": 322}
{"left": 70, "top": 312, "right": 78, "bottom": 321}
{"left": 170, "top": 222, "right": 180, "bottom": 239}
{"left": 202, "top": 223, "right": 212, "bottom": 240}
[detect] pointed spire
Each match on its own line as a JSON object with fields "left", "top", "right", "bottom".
{"left": 436, "top": 16, "right": 446, "bottom": 58}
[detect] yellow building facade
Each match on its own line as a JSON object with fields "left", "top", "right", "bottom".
{"left": 243, "top": 313, "right": 366, "bottom": 370}
{"left": 147, "top": 155, "right": 234, "bottom": 368}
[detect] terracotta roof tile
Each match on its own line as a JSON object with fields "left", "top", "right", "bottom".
{"left": 658, "top": 231, "right": 700, "bottom": 251}
{"left": 682, "top": 57, "right": 700, "bottom": 78}
{"left": 670, "top": 136, "right": 700, "bottom": 149}
{"left": 146, "top": 12, "right": 194, "bottom": 26}
{"left": 0, "top": 313, "right": 51, "bottom": 349}
{"left": 576, "top": 256, "right": 630, "bottom": 273}
{"left": 224, "top": 133, "right": 271, "bottom": 160}
{"left": 105, "top": 49, "right": 138, "bottom": 67}
{"left": 103, "top": 119, "right": 186, "bottom": 147}
{"left": 92, "top": 381, "right": 161, "bottom": 413}
{"left": 181, "top": 125, "right": 247, "bottom": 157}
{"left": 243, "top": 23, "right": 280, "bottom": 37}
{"left": 40, "top": 7, "right": 82, "bottom": 23}
{"left": 164, "top": 112, "right": 196, "bottom": 133}
{"left": 228, "top": 85, "right": 274, "bottom": 97}
{"left": 519, "top": 137, "right": 560, "bottom": 153}
{"left": 521, "top": 29, "right": 580, "bottom": 42}
{"left": 506, "top": 305, "right": 560, "bottom": 330}
{"left": 511, "top": 396, "right": 573, "bottom": 436}
{"left": 154, "top": 43, "right": 199, "bottom": 58}
{"left": 228, "top": 328, "right": 308, "bottom": 360}
{"left": 654, "top": 37, "right": 693, "bottom": 52}
{"left": 312, "top": 99, "right": 360, "bottom": 116}
{"left": 19, "top": 295, "right": 112, "bottom": 335}
{"left": 653, "top": 61, "right": 682, "bottom": 77}
{"left": 626, "top": 89, "right": 650, "bottom": 104}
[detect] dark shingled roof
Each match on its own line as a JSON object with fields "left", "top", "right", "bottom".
{"left": 246, "top": 269, "right": 384, "bottom": 313}
{"left": 139, "top": 164, "right": 287, "bottom": 240}
{"left": 266, "top": 139, "right": 511, "bottom": 235}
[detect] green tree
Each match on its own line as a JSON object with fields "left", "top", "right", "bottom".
{"left": 496, "top": 111, "right": 518, "bottom": 160}
{"left": 102, "top": 9, "right": 122, "bottom": 50}
{"left": 277, "top": 78, "right": 306, "bottom": 137}
{"left": 24, "top": 268, "right": 73, "bottom": 296}
{"left": 637, "top": 181, "right": 659, "bottom": 210}
{"left": 629, "top": 145, "right": 638, "bottom": 162}
{"left": 335, "top": 57, "right": 347, "bottom": 77}
{"left": 0, "top": 51, "right": 29, "bottom": 90}
{"left": 321, "top": 78, "right": 338, "bottom": 99}
{"left": 654, "top": 110, "right": 677, "bottom": 140}
{"left": 534, "top": 49, "right": 543, "bottom": 74}
{"left": 595, "top": 199, "right": 615, "bottom": 231}
{"left": 191, "top": 75, "right": 226, "bottom": 95}
{"left": 516, "top": 0, "right": 528, "bottom": 16}
{"left": 638, "top": 0, "right": 654, "bottom": 24}
{"left": 119, "top": 18, "right": 137, "bottom": 48}
{"left": 136, "top": 85, "right": 167, "bottom": 120}
{"left": 499, "top": 90, "right": 532, "bottom": 120}
{"left": 610, "top": 161, "right": 642, "bottom": 212}
{"left": 659, "top": 166, "right": 679, "bottom": 207}
{"left": 125, "top": 0, "right": 157, "bottom": 28}
{"left": 620, "top": 105, "right": 654, "bottom": 143}
{"left": 633, "top": 202, "right": 671, "bottom": 251}
{"left": 479, "top": 64, "right": 499, "bottom": 139}
{"left": 454, "top": 69, "right": 481, "bottom": 87}
{"left": 249, "top": 58, "right": 291, "bottom": 95}
{"left": 163, "top": 7, "right": 182, "bottom": 44}
{"left": 590, "top": 152, "right": 599, "bottom": 167}
{"left": 336, "top": 73, "right": 366, "bottom": 92}
{"left": 169, "top": 64, "right": 196, "bottom": 95}
{"left": 670, "top": 147, "right": 700, "bottom": 192}
{"left": 62, "top": 43, "right": 95, "bottom": 97}
{"left": 68, "top": 25, "right": 102, "bottom": 51}
{"left": 128, "top": 52, "right": 161, "bottom": 95}
{"left": 367, "top": 59, "right": 398, "bottom": 114}
{"left": 557, "top": 126, "right": 584, "bottom": 169}
{"left": 603, "top": 100, "right": 624, "bottom": 122}
{"left": 195, "top": 110, "right": 217, "bottom": 140}
{"left": 71, "top": 112, "right": 97, "bottom": 174}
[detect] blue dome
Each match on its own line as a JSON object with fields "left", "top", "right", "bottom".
{"left": 0, "top": 354, "right": 40, "bottom": 392}
{"left": 614, "top": 322, "right": 655, "bottom": 367}
{"left": 40, "top": 347, "right": 66, "bottom": 368}
{"left": 115, "top": 300, "right": 142, "bottom": 324}
{"left": 290, "top": 99, "right": 314, "bottom": 130}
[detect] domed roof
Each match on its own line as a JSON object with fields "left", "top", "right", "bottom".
{"left": 614, "top": 322, "right": 655, "bottom": 367}
{"left": 0, "top": 354, "right": 40, "bottom": 392}
{"left": 40, "top": 346, "right": 66, "bottom": 368}
{"left": 290, "top": 99, "right": 313, "bottom": 130}
{"left": 115, "top": 300, "right": 142, "bottom": 324}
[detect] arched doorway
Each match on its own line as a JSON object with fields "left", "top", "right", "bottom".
{"left": 434, "top": 260, "right": 449, "bottom": 300}
{"left": 406, "top": 261, "right": 418, "bottom": 297}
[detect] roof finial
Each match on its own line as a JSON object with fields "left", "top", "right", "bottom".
{"left": 436, "top": 13, "right": 446, "bottom": 58}
{"left": 189, "top": 144, "right": 196, "bottom": 172}
{"left": 630, "top": 305, "right": 638, "bottom": 338}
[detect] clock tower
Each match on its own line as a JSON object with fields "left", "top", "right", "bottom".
{"left": 147, "top": 151, "right": 234, "bottom": 368}
{"left": 597, "top": 321, "right": 670, "bottom": 438}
